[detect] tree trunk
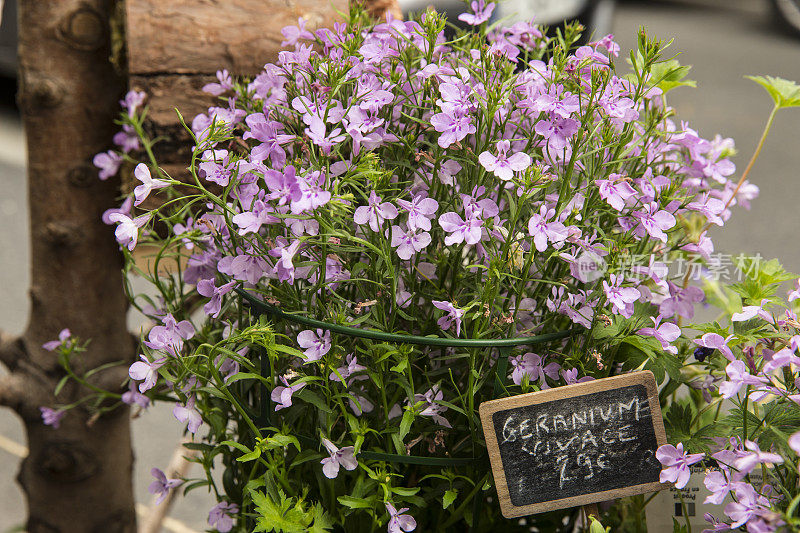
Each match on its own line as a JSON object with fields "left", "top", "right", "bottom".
{"left": 0, "top": 1, "right": 136, "bottom": 531}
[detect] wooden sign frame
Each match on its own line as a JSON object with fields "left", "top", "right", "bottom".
{"left": 479, "top": 371, "right": 667, "bottom": 518}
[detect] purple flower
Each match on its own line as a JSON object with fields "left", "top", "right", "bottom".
{"left": 525, "top": 85, "right": 579, "bottom": 117}
{"left": 689, "top": 374, "right": 721, "bottom": 403}
{"left": 148, "top": 467, "right": 181, "bottom": 505}
{"left": 719, "top": 360, "right": 768, "bottom": 399}
{"left": 196, "top": 279, "right": 236, "bottom": 317}
{"left": 320, "top": 437, "right": 358, "bottom": 478}
{"left": 682, "top": 230, "right": 715, "bottom": 260}
{"left": 603, "top": 274, "right": 640, "bottom": 318}
{"left": 112, "top": 125, "right": 141, "bottom": 155}
{"left": 390, "top": 226, "right": 431, "bottom": 260}
{"left": 198, "top": 150, "right": 232, "bottom": 186}
{"left": 348, "top": 393, "right": 374, "bottom": 416}
{"left": 202, "top": 69, "right": 234, "bottom": 96}
{"left": 281, "top": 17, "right": 314, "bottom": 47}
{"left": 173, "top": 395, "right": 203, "bottom": 434}
{"left": 133, "top": 163, "right": 170, "bottom": 206}
{"left": 413, "top": 386, "right": 451, "bottom": 428}
{"left": 527, "top": 205, "right": 568, "bottom": 252}
{"left": 511, "top": 352, "right": 561, "bottom": 388}
{"left": 265, "top": 165, "right": 302, "bottom": 206}
{"left": 271, "top": 374, "right": 306, "bottom": 411}
{"left": 42, "top": 328, "right": 72, "bottom": 351}
{"left": 638, "top": 315, "right": 680, "bottom": 355}
{"left": 268, "top": 239, "right": 302, "bottom": 283}
{"left": 703, "top": 468, "right": 735, "bottom": 505}
{"left": 120, "top": 90, "right": 146, "bottom": 116}
{"left": 217, "top": 252, "right": 269, "bottom": 285}
{"left": 789, "top": 431, "right": 800, "bottom": 455}
{"left": 244, "top": 114, "right": 293, "bottom": 166}
{"left": 761, "top": 347, "right": 800, "bottom": 374}
{"left": 121, "top": 381, "right": 151, "bottom": 409}
{"left": 304, "top": 116, "right": 345, "bottom": 155}
{"left": 430, "top": 110, "right": 476, "bottom": 148}
{"left": 129, "top": 354, "right": 167, "bottom": 392}
{"left": 291, "top": 170, "right": 331, "bottom": 214}
{"left": 329, "top": 354, "right": 368, "bottom": 387}
{"left": 208, "top": 502, "right": 238, "bottom": 533}
{"left": 107, "top": 212, "right": 148, "bottom": 251}
{"left": 354, "top": 191, "right": 398, "bottom": 231}
{"left": 561, "top": 368, "right": 594, "bottom": 385}
{"left": 534, "top": 116, "right": 579, "bottom": 151}
{"left": 102, "top": 197, "right": 133, "bottom": 226}
{"left": 734, "top": 440, "right": 783, "bottom": 476}
{"left": 656, "top": 443, "right": 705, "bottom": 489}
{"left": 297, "top": 329, "right": 331, "bottom": 361}
{"left": 93, "top": 150, "right": 122, "bottom": 180}
{"left": 432, "top": 300, "right": 465, "bottom": 336}
{"left": 458, "top": 0, "right": 495, "bottom": 25}
{"left": 385, "top": 502, "right": 417, "bottom": 533}
{"left": 686, "top": 195, "right": 727, "bottom": 226}
{"left": 693, "top": 333, "right": 735, "bottom": 361}
{"left": 724, "top": 483, "right": 771, "bottom": 529}
{"left": 731, "top": 299, "right": 773, "bottom": 324}
{"left": 39, "top": 407, "right": 65, "bottom": 429}
{"left": 632, "top": 202, "right": 676, "bottom": 243}
{"left": 788, "top": 279, "right": 800, "bottom": 302}
{"left": 396, "top": 194, "right": 438, "bottom": 232}
{"left": 144, "top": 313, "right": 195, "bottom": 355}
{"left": 702, "top": 512, "right": 731, "bottom": 532}
{"left": 595, "top": 174, "right": 638, "bottom": 211}
{"left": 659, "top": 282, "right": 704, "bottom": 319}
{"left": 439, "top": 211, "right": 482, "bottom": 246}
{"left": 478, "top": 140, "right": 531, "bottom": 181}
{"left": 232, "top": 200, "right": 277, "bottom": 236}
{"left": 215, "top": 350, "right": 242, "bottom": 384}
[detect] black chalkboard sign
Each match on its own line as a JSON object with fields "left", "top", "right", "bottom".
{"left": 479, "top": 371, "right": 666, "bottom": 518}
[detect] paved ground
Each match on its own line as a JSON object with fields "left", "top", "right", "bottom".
{"left": 0, "top": 1, "right": 799, "bottom": 531}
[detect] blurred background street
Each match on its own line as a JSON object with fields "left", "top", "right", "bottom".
{"left": 0, "top": 0, "right": 799, "bottom": 531}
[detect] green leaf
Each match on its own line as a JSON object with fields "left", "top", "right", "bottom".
{"left": 182, "top": 442, "right": 215, "bottom": 453}
{"left": 337, "top": 495, "right": 374, "bottom": 509}
{"left": 589, "top": 516, "right": 609, "bottom": 533}
{"left": 747, "top": 75, "right": 800, "bottom": 108}
{"left": 390, "top": 356, "right": 408, "bottom": 373}
{"left": 308, "top": 505, "right": 334, "bottom": 533}
{"left": 289, "top": 449, "right": 322, "bottom": 469}
{"left": 251, "top": 490, "right": 308, "bottom": 533}
{"left": 220, "top": 440, "right": 252, "bottom": 454}
{"left": 399, "top": 408, "right": 415, "bottom": 441}
{"left": 267, "top": 433, "right": 301, "bottom": 451}
{"left": 443, "top": 489, "right": 457, "bottom": 509}
{"left": 295, "top": 389, "right": 333, "bottom": 413}
{"left": 53, "top": 375, "right": 70, "bottom": 397}
{"left": 650, "top": 59, "right": 697, "bottom": 93}
{"left": 391, "top": 486, "right": 420, "bottom": 497}
{"left": 182, "top": 479, "right": 210, "bottom": 495}
{"left": 225, "top": 372, "right": 270, "bottom": 385}
{"left": 237, "top": 449, "right": 262, "bottom": 462}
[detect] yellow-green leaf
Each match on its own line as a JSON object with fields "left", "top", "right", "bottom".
{"left": 747, "top": 75, "right": 800, "bottom": 108}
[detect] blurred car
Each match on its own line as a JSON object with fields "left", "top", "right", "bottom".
{"left": 401, "top": 0, "right": 614, "bottom": 38}
{"left": 772, "top": 0, "right": 800, "bottom": 34}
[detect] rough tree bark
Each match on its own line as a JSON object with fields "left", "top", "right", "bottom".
{"left": 0, "top": 1, "right": 136, "bottom": 532}
{"left": 0, "top": 0, "right": 400, "bottom": 530}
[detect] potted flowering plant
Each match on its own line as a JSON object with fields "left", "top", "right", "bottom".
{"left": 42, "top": 1, "right": 800, "bottom": 531}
